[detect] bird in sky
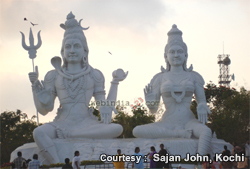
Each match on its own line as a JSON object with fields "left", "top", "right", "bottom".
{"left": 30, "top": 22, "right": 38, "bottom": 26}
{"left": 24, "top": 18, "right": 28, "bottom": 21}
{"left": 108, "top": 51, "right": 112, "bottom": 55}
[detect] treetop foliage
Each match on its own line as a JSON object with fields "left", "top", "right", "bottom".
{"left": 191, "top": 82, "right": 249, "bottom": 146}
{"left": 1, "top": 110, "right": 39, "bottom": 165}
{"left": 112, "top": 105, "right": 155, "bottom": 138}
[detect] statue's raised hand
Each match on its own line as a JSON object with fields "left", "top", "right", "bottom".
{"left": 33, "top": 80, "right": 52, "bottom": 106}
{"left": 29, "top": 66, "right": 52, "bottom": 106}
{"left": 29, "top": 66, "right": 39, "bottom": 84}
{"left": 144, "top": 84, "right": 158, "bottom": 106}
{"left": 197, "top": 103, "right": 211, "bottom": 124}
{"left": 112, "top": 69, "right": 128, "bottom": 83}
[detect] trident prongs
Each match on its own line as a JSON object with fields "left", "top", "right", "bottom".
{"left": 20, "top": 28, "right": 42, "bottom": 59}
{"left": 20, "top": 27, "right": 42, "bottom": 126}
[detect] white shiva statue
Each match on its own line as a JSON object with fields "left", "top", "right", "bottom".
{"left": 28, "top": 12, "right": 127, "bottom": 164}
{"left": 133, "top": 24, "right": 212, "bottom": 155}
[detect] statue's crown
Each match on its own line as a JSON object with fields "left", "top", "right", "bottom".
{"left": 60, "top": 12, "right": 89, "bottom": 38}
{"left": 167, "top": 24, "right": 183, "bottom": 44}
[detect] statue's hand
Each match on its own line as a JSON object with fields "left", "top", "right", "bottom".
{"left": 197, "top": 103, "right": 211, "bottom": 124}
{"left": 33, "top": 80, "right": 52, "bottom": 106}
{"left": 99, "top": 106, "right": 117, "bottom": 124}
{"left": 29, "top": 66, "right": 39, "bottom": 84}
{"left": 144, "top": 84, "right": 158, "bottom": 107}
{"left": 112, "top": 69, "right": 128, "bottom": 82}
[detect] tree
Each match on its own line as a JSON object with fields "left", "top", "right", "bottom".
{"left": 89, "top": 100, "right": 155, "bottom": 138}
{"left": 89, "top": 101, "right": 101, "bottom": 121}
{"left": 112, "top": 105, "right": 155, "bottom": 138}
{"left": 190, "top": 82, "right": 249, "bottom": 145}
{"left": 0, "top": 110, "right": 39, "bottom": 165}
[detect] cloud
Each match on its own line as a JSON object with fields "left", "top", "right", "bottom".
{"left": 75, "top": 0, "right": 169, "bottom": 29}
{"left": 0, "top": 73, "right": 59, "bottom": 122}
{"left": 0, "top": 0, "right": 171, "bottom": 40}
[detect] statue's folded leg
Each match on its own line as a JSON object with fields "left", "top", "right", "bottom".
{"left": 133, "top": 123, "right": 180, "bottom": 138}
{"left": 186, "top": 119, "right": 212, "bottom": 155}
{"left": 69, "top": 123, "right": 123, "bottom": 139}
{"left": 33, "top": 124, "right": 60, "bottom": 164}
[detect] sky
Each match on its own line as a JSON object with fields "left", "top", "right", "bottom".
{"left": 0, "top": 0, "right": 249, "bottom": 123}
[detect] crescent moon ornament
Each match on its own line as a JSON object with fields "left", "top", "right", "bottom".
{"left": 79, "top": 19, "right": 89, "bottom": 30}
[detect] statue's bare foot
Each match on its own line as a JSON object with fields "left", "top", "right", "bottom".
{"left": 56, "top": 127, "right": 68, "bottom": 139}
{"left": 177, "top": 129, "right": 192, "bottom": 138}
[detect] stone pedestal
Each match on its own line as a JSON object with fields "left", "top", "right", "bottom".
{"left": 10, "top": 137, "right": 232, "bottom": 165}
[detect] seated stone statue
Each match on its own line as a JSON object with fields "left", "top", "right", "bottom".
{"left": 28, "top": 12, "right": 127, "bottom": 164}
{"left": 133, "top": 25, "right": 212, "bottom": 155}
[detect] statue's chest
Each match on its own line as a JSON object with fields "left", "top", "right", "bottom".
{"left": 160, "top": 72, "right": 194, "bottom": 103}
{"left": 162, "top": 72, "right": 191, "bottom": 84}
{"left": 55, "top": 74, "right": 94, "bottom": 99}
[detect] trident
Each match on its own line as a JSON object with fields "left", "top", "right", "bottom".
{"left": 20, "top": 28, "right": 42, "bottom": 126}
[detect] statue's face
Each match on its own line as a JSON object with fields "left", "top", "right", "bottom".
{"left": 167, "top": 44, "right": 186, "bottom": 67}
{"left": 63, "top": 39, "right": 86, "bottom": 64}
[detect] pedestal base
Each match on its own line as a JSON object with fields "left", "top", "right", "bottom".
{"left": 10, "top": 137, "right": 232, "bottom": 165}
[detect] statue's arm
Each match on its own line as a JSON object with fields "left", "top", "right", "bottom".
{"left": 193, "top": 71, "right": 206, "bottom": 103}
{"left": 92, "top": 69, "right": 106, "bottom": 108}
{"left": 93, "top": 87, "right": 106, "bottom": 109}
{"left": 29, "top": 68, "right": 57, "bottom": 115}
{"left": 92, "top": 68, "right": 128, "bottom": 106}
{"left": 193, "top": 71, "right": 211, "bottom": 124}
{"left": 92, "top": 69, "right": 116, "bottom": 124}
{"left": 92, "top": 68, "right": 128, "bottom": 123}
{"left": 144, "top": 73, "right": 162, "bottom": 114}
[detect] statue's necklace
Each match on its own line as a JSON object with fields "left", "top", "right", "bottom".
{"left": 61, "top": 67, "right": 89, "bottom": 99}
{"left": 63, "top": 75, "right": 86, "bottom": 99}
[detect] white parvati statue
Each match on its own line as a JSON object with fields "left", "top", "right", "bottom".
{"left": 28, "top": 12, "right": 127, "bottom": 164}
{"left": 133, "top": 24, "right": 212, "bottom": 155}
